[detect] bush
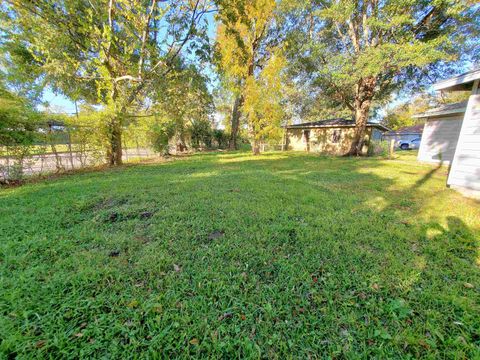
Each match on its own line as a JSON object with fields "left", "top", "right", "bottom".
{"left": 149, "top": 121, "right": 175, "bottom": 155}
{"left": 0, "top": 89, "right": 39, "bottom": 183}
{"left": 0, "top": 145, "right": 34, "bottom": 184}
{"left": 367, "top": 140, "right": 390, "bottom": 157}
{"left": 212, "top": 129, "right": 229, "bottom": 149}
{"left": 191, "top": 119, "right": 213, "bottom": 149}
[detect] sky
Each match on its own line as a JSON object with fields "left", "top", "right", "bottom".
{"left": 40, "top": 90, "right": 78, "bottom": 114}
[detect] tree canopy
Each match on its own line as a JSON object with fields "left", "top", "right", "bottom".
{"left": 1, "top": 0, "right": 213, "bottom": 164}
{"left": 284, "top": 0, "right": 479, "bottom": 154}
{"left": 215, "top": 0, "right": 287, "bottom": 154}
{"left": 382, "top": 90, "right": 471, "bottom": 130}
{"left": 0, "top": 0, "right": 479, "bottom": 162}
{"left": 0, "top": 78, "right": 40, "bottom": 147}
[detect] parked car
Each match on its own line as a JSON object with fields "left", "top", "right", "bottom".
{"left": 398, "top": 137, "right": 421, "bottom": 150}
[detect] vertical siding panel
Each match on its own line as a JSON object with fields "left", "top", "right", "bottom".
{"left": 447, "top": 94, "right": 480, "bottom": 191}
{"left": 417, "top": 115, "right": 463, "bottom": 163}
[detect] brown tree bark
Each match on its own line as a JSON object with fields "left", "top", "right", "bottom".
{"left": 252, "top": 137, "right": 261, "bottom": 155}
{"left": 107, "top": 117, "right": 123, "bottom": 166}
{"left": 349, "top": 100, "right": 371, "bottom": 155}
{"left": 348, "top": 77, "right": 376, "bottom": 156}
{"left": 48, "top": 124, "right": 64, "bottom": 172}
{"left": 229, "top": 95, "right": 244, "bottom": 150}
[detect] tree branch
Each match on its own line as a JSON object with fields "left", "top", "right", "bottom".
{"left": 138, "top": 0, "right": 157, "bottom": 77}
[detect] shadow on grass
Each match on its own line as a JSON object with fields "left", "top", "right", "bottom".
{"left": 409, "top": 161, "right": 445, "bottom": 191}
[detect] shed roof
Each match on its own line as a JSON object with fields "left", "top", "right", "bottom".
{"left": 433, "top": 68, "right": 480, "bottom": 92}
{"left": 383, "top": 124, "right": 424, "bottom": 135}
{"left": 286, "top": 118, "right": 390, "bottom": 131}
{"left": 413, "top": 101, "right": 468, "bottom": 119}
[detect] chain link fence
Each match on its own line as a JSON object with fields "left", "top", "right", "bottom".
{"left": 0, "top": 123, "right": 159, "bottom": 183}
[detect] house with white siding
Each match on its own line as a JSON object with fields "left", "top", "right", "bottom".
{"left": 414, "top": 68, "right": 480, "bottom": 196}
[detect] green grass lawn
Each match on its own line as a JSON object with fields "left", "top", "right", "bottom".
{"left": 1, "top": 151, "right": 479, "bottom": 358}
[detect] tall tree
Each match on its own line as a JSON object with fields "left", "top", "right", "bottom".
{"left": 1, "top": 0, "right": 212, "bottom": 165}
{"left": 284, "top": 0, "right": 479, "bottom": 155}
{"left": 215, "top": 0, "right": 285, "bottom": 154}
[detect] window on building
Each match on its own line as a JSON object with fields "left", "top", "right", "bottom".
{"left": 332, "top": 130, "right": 341, "bottom": 143}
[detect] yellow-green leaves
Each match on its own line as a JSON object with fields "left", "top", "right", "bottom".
{"left": 216, "top": 0, "right": 284, "bottom": 147}
{"left": 243, "top": 52, "right": 286, "bottom": 142}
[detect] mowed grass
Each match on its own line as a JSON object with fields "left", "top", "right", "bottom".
{"left": 0, "top": 151, "right": 479, "bottom": 358}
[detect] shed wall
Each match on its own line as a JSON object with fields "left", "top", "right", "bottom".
{"left": 286, "top": 127, "right": 373, "bottom": 155}
{"left": 417, "top": 115, "right": 463, "bottom": 164}
{"left": 447, "top": 94, "right": 480, "bottom": 191}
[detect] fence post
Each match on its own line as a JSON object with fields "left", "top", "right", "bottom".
{"left": 123, "top": 138, "right": 129, "bottom": 162}
{"left": 67, "top": 129, "right": 74, "bottom": 169}
{"left": 6, "top": 145, "right": 10, "bottom": 169}
{"left": 389, "top": 139, "right": 395, "bottom": 159}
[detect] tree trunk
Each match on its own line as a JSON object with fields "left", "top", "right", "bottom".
{"left": 107, "top": 85, "right": 123, "bottom": 165}
{"left": 252, "top": 138, "right": 260, "bottom": 155}
{"left": 349, "top": 99, "right": 371, "bottom": 155}
{"left": 48, "top": 125, "right": 64, "bottom": 172}
{"left": 229, "top": 95, "right": 244, "bottom": 150}
{"left": 348, "top": 77, "right": 376, "bottom": 156}
{"left": 107, "top": 117, "right": 123, "bottom": 166}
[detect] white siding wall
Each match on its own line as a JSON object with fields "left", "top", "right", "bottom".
{"left": 447, "top": 94, "right": 480, "bottom": 191}
{"left": 417, "top": 115, "right": 463, "bottom": 164}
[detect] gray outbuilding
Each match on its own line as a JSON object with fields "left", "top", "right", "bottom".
{"left": 415, "top": 68, "right": 480, "bottom": 195}
{"left": 382, "top": 124, "right": 424, "bottom": 148}
{"left": 414, "top": 102, "right": 467, "bottom": 163}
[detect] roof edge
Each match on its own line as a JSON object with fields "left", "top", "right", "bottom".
{"left": 413, "top": 106, "right": 467, "bottom": 119}
{"left": 285, "top": 123, "right": 390, "bottom": 131}
{"left": 433, "top": 68, "right": 480, "bottom": 91}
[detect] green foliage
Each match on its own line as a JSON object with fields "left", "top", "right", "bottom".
{"left": 191, "top": 119, "right": 213, "bottom": 149}
{"left": 1, "top": 151, "right": 479, "bottom": 357}
{"left": 215, "top": 0, "right": 287, "bottom": 153}
{"left": 382, "top": 91, "right": 471, "bottom": 130}
{"left": 282, "top": 80, "right": 353, "bottom": 123}
{"left": 243, "top": 53, "right": 286, "bottom": 145}
{"left": 215, "top": 0, "right": 277, "bottom": 90}
{"left": 283, "top": 0, "right": 479, "bottom": 153}
{"left": 287, "top": 0, "right": 479, "bottom": 99}
{"left": 0, "top": 83, "right": 39, "bottom": 147}
{"left": 149, "top": 119, "right": 176, "bottom": 155}
{"left": 151, "top": 63, "right": 214, "bottom": 151}
{"left": 1, "top": 0, "right": 213, "bottom": 164}
{"left": 383, "top": 107, "right": 421, "bottom": 131}
{"left": 367, "top": 140, "right": 390, "bottom": 157}
{"left": 212, "top": 129, "right": 229, "bottom": 149}
{"left": 65, "top": 107, "right": 113, "bottom": 162}
{"left": 0, "top": 41, "right": 45, "bottom": 102}
{"left": 0, "top": 81, "right": 42, "bottom": 182}
{"left": 382, "top": 95, "right": 432, "bottom": 130}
